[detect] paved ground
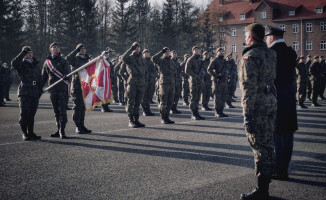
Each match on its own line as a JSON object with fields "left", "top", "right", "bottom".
{"left": 0, "top": 86, "right": 325, "bottom": 200}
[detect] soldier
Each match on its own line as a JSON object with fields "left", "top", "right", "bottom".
{"left": 207, "top": 47, "right": 228, "bottom": 117}
{"left": 41, "top": 42, "right": 71, "bottom": 139}
{"left": 186, "top": 46, "right": 205, "bottom": 120}
{"left": 295, "top": 56, "right": 308, "bottom": 108}
{"left": 11, "top": 46, "right": 43, "bottom": 141}
{"left": 265, "top": 25, "right": 298, "bottom": 181}
{"left": 66, "top": 43, "right": 92, "bottom": 134}
{"left": 180, "top": 54, "right": 190, "bottom": 106}
{"left": 118, "top": 59, "right": 129, "bottom": 105}
{"left": 142, "top": 49, "right": 156, "bottom": 116}
{"left": 239, "top": 23, "right": 277, "bottom": 200}
{"left": 225, "top": 54, "right": 236, "bottom": 108}
{"left": 2, "top": 63, "right": 12, "bottom": 101}
{"left": 152, "top": 47, "right": 176, "bottom": 124}
{"left": 115, "top": 56, "right": 125, "bottom": 106}
{"left": 171, "top": 50, "right": 182, "bottom": 114}
{"left": 111, "top": 58, "right": 118, "bottom": 103}
{"left": 310, "top": 56, "right": 321, "bottom": 106}
{"left": 306, "top": 55, "right": 313, "bottom": 101}
{"left": 122, "top": 42, "right": 148, "bottom": 128}
{"left": 201, "top": 51, "right": 212, "bottom": 111}
{"left": 319, "top": 55, "right": 326, "bottom": 99}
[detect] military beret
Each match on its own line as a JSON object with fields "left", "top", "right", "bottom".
{"left": 49, "top": 42, "right": 59, "bottom": 49}
{"left": 265, "top": 25, "right": 285, "bottom": 36}
{"left": 192, "top": 46, "right": 198, "bottom": 51}
{"left": 226, "top": 53, "right": 232, "bottom": 58}
{"left": 298, "top": 55, "right": 305, "bottom": 59}
{"left": 142, "top": 49, "right": 149, "bottom": 54}
{"left": 203, "top": 51, "right": 208, "bottom": 55}
{"left": 320, "top": 55, "right": 324, "bottom": 58}
{"left": 313, "top": 56, "right": 319, "bottom": 59}
{"left": 132, "top": 42, "right": 140, "bottom": 48}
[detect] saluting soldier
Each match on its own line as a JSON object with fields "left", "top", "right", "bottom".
{"left": 239, "top": 23, "right": 277, "bottom": 200}
{"left": 142, "top": 49, "right": 156, "bottom": 116}
{"left": 41, "top": 42, "right": 71, "bottom": 139}
{"left": 201, "top": 51, "right": 212, "bottom": 111}
{"left": 118, "top": 58, "right": 129, "bottom": 105}
{"left": 11, "top": 46, "right": 43, "bottom": 141}
{"left": 115, "top": 56, "right": 125, "bottom": 106}
{"left": 207, "top": 47, "right": 228, "bottom": 117}
{"left": 122, "top": 42, "right": 148, "bottom": 128}
{"left": 171, "top": 50, "right": 182, "bottom": 114}
{"left": 186, "top": 46, "right": 205, "bottom": 120}
{"left": 66, "top": 43, "right": 92, "bottom": 134}
{"left": 295, "top": 55, "right": 308, "bottom": 108}
{"left": 180, "top": 54, "right": 190, "bottom": 106}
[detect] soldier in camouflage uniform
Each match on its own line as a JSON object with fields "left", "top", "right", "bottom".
{"left": 11, "top": 46, "right": 43, "bottom": 141}
{"left": 186, "top": 46, "right": 205, "bottom": 120}
{"left": 319, "top": 56, "right": 326, "bottom": 99}
{"left": 41, "top": 42, "right": 71, "bottom": 139}
{"left": 152, "top": 47, "right": 176, "bottom": 124}
{"left": 115, "top": 56, "right": 125, "bottom": 106}
{"left": 239, "top": 23, "right": 277, "bottom": 200}
{"left": 122, "top": 42, "right": 148, "bottom": 128}
{"left": 118, "top": 59, "right": 129, "bottom": 105}
{"left": 201, "top": 51, "right": 212, "bottom": 111}
{"left": 207, "top": 47, "right": 228, "bottom": 117}
{"left": 142, "top": 49, "right": 156, "bottom": 116}
{"left": 305, "top": 55, "right": 312, "bottom": 101}
{"left": 225, "top": 54, "right": 236, "bottom": 108}
{"left": 310, "top": 56, "right": 321, "bottom": 107}
{"left": 180, "top": 54, "right": 190, "bottom": 106}
{"left": 171, "top": 50, "right": 182, "bottom": 114}
{"left": 295, "top": 56, "right": 308, "bottom": 108}
{"left": 66, "top": 43, "right": 92, "bottom": 134}
{"left": 111, "top": 58, "right": 118, "bottom": 103}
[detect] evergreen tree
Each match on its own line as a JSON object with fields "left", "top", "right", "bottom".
{"left": 132, "top": 0, "right": 150, "bottom": 49}
{"left": 161, "top": 0, "right": 176, "bottom": 50}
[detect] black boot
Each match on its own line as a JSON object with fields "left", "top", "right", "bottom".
{"left": 298, "top": 103, "right": 308, "bottom": 109}
{"left": 161, "top": 117, "right": 169, "bottom": 124}
{"left": 21, "top": 125, "right": 31, "bottom": 141}
{"left": 226, "top": 102, "right": 235, "bottom": 108}
{"left": 215, "top": 109, "right": 228, "bottom": 117}
{"left": 28, "top": 122, "right": 41, "bottom": 140}
{"left": 128, "top": 115, "right": 138, "bottom": 128}
{"left": 166, "top": 117, "right": 175, "bottom": 124}
{"left": 311, "top": 102, "right": 321, "bottom": 107}
{"left": 240, "top": 176, "right": 270, "bottom": 200}
{"left": 59, "top": 123, "right": 67, "bottom": 139}
{"left": 134, "top": 116, "right": 145, "bottom": 127}
{"left": 76, "top": 124, "right": 86, "bottom": 134}
{"left": 201, "top": 105, "right": 212, "bottom": 111}
{"left": 50, "top": 123, "right": 60, "bottom": 137}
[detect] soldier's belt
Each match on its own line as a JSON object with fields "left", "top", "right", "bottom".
{"left": 21, "top": 81, "right": 38, "bottom": 86}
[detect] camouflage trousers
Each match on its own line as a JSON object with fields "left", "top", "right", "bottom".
{"left": 319, "top": 75, "right": 326, "bottom": 97}
{"left": 50, "top": 91, "right": 68, "bottom": 124}
{"left": 182, "top": 78, "right": 189, "bottom": 102}
{"left": 311, "top": 78, "right": 320, "bottom": 102}
{"left": 18, "top": 96, "right": 39, "bottom": 127}
{"left": 71, "top": 90, "right": 85, "bottom": 126}
{"left": 213, "top": 82, "right": 227, "bottom": 111}
{"left": 117, "top": 77, "right": 125, "bottom": 104}
{"left": 246, "top": 94, "right": 277, "bottom": 177}
{"left": 142, "top": 78, "right": 156, "bottom": 112}
{"left": 159, "top": 83, "right": 175, "bottom": 118}
{"left": 189, "top": 83, "right": 201, "bottom": 114}
{"left": 201, "top": 80, "right": 212, "bottom": 107}
{"left": 226, "top": 80, "right": 235, "bottom": 104}
{"left": 111, "top": 77, "right": 118, "bottom": 101}
{"left": 307, "top": 77, "right": 312, "bottom": 99}
{"left": 297, "top": 82, "right": 307, "bottom": 104}
{"left": 126, "top": 82, "right": 145, "bottom": 118}
{"left": 172, "top": 81, "right": 182, "bottom": 110}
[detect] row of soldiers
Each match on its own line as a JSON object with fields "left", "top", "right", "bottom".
{"left": 0, "top": 61, "right": 13, "bottom": 106}
{"left": 106, "top": 43, "right": 238, "bottom": 128}
{"left": 295, "top": 55, "right": 326, "bottom": 108}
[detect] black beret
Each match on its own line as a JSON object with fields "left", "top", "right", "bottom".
{"left": 49, "top": 42, "right": 59, "bottom": 49}
{"left": 265, "top": 25, "right": 285, "bottom": 36}
{"left": 192, "top": 46, "right": 198, "bottom": 51}
{"left": 203, "top": 51, "right": 208, "bottom": 55}
{"left": 142, "top": 49, "right": 149, "bottom": 54}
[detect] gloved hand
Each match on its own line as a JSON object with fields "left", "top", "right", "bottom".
{"left": 22, "top": 46, "right": 32, "bottom": 53}
{"left": 244, "top": 115, "right": 254, "bottom": 134}
{"left": 131, "top": 42, "right": 140, "bottom": 50}
{"left": 162, "top": 47, "right": 169, "bottom": 53}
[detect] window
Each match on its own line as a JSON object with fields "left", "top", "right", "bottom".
{"left": 321, "top": 22, "right": 326, "bottom": 31}
{"left": 292, "top": 41, "right": 299, "bottom": 51}
{"left": 240, "top": 14, "right": 245, "bottom": 20}
{"left": 231, "top": 28, "right": 236, "bottom": 36}
{"left": 260, "top": 11, "right": 266, "bottom": 19}
{"left": 279, "top": 24, "right": 285, "bottom": 31}
{"left": 231, "top": 44, "right": 236, "bottom": 53}
{"left": 220, "top": 28, "right": 225, "bottom": 37}
{"left": 321, "top": 41, "right": 326, "bottom": 50}
{"left": 220, "top": 43, "right": 226, "bottom": 51}
{"left": 293, "top": 24, "right": 299, "bottom": 33}
{"left": 316, "top": 8, "right": 323, "bottom": 14}
{"left": 306, "top": 23, "right": 312, "bottom": 32}
{"left": 242, "top": 27, "right": 246, "bottom": 36}
{"left": 289, "top": 10, "right": 295, "bottom": 16}
{"left": 306, "top": 41, "right": 312, "bottom": 50}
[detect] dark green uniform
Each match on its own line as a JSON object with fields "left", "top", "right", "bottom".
{"left": 207, "top": 55, "right": 228, "bottom": 116}
{"left": 309, "top": 60, "right": 321, "bottom": 105}
{"left": 152, "top": 50, "right": 176, "bottom": 123}
{"left": 115, "top": 62, "right": 125, "bottom": 105}
{"left": 295, "top": 62, "right": 308, "bottom": 106}
{"left": 180, "top": 59, "right": 189, "bottom": 105}
{"left": 226, "top": 59, "right": 237, "bottom": 108}
{"left": 118, "top": 62, "right": 129, "bottom": 104}
{"left": 171, "top": 57, "right": 182, "bottom": 113}
{"left": 201, "top": 57, "right": 212, "bottom": 110}
{"left": 111, "top": 61, "right": 118, "bottom": 102}
{"left": 305, "top": 60, "right": 312, "bottom": 100}
{"left": 122, "top": 47, "right": 148, "bottom": 127}
{"left": 142, "top": 57, "right": 156, "bottom": 115}
{"left": 11, "top": 50, "right": 43, "bottom": 140}
{"left": 319, "top": 59, "right": 326, "bottom": 99}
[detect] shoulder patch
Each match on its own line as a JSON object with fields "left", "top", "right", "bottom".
{"left": 243, "top": 57, "right": 248, "bottom": 60}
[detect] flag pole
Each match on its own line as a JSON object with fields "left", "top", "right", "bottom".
{"left": 43, "top": 55, "right": 102, "bottom": 92}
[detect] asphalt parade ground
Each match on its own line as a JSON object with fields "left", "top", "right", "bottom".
{"left": 0, "top": 86, "right": 325, "bottom": 200}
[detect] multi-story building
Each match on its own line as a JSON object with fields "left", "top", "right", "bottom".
{"left": 202, "top": 0, "right": 326, "bottom": 60}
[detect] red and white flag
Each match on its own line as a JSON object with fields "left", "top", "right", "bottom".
{"left": 79, "top": 57, "right": 112, "bottom": 112}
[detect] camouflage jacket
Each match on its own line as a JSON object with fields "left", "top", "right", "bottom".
{"left": 152, "top": 50, "right": 176, "bottom": 85}
{"left": 41, "top": 54, "right": 71, "bottom": 93}
{"left": 122, "top": 47, "right": 148, "bottom": 86}
{"left": 172, "top": 58, "right": 182, "bottom": 83}
{"left": 185, "top": 54, "right": 203, "bottom": 85}
{"left": 305, "top": 60, "right": 312, "bottom": 76}
{"left": 201, "top": 58, "right": 212, "bottom": 82}
{"left": 180, "top": 60, "right": 189, "bottom": 81}
{"left": 11, "top": 51, "right": 43, "bottom": 97}
{"left": 228, "top": 60, "right": 238, "bottom": 82}
{"left": 239, "top": 42, "right": 277, "bottom": 117}
{"left": 207, "top": 55, "right": 228, "bottom": 84}
{"left": 145, "top": 57, "right": 157, "bottom": 82}
{"left": 118, "top": 62, "right": 129, "bottom": 82}
{"left": 295, "top": 62, "right": 308, "bottom": 84}
{"left": 309, "top": 61, "right": 320, "bottom": 80}
{"left": 66, "top": 49, "right": 90, "bottom": 94}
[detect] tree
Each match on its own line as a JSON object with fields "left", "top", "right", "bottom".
{"left": 132, "top": 0, "right": 150, "bottom": 48}
{"left": 161, "top": 0, "right": 176, "bottom": 50}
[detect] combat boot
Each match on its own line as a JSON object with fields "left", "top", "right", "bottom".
{"left": 161, "top": 117, "right": 170, "bottom": 124}
{"left": 50, "top": 123, "right": 60, "bottom": 137}
{"left": 170, "top": 108, "right": 181, "bottom": 114}
{"left": 215, "top": 109, "right": 228, "bottom": 117}
{"left": 240, "top": 176, "right": 270, "bottom": 200}
{"left": 76, "top": 124, "right": 86, "bottom": 134}
{"left": 143, "top": 110, "right": 155, "bottom": 116}
{"left": 134, "top": 116, "right": 145, "bottom": 127}
{"left": 21, "top": 125, "right": 31, "bottom": 141}
{"left": 128, "top": 116, "right": 138, "bottom": 128}
{"left": 298, "top": 103, "right": 308, "bottom": 109}
{"left": 226, "top": 102, "right": 235, "bottom": 108}
{"left": 201, "top": 105, "right": 212, "bottom": 111}
{"left": 59, "top": 123, "right": 67, "bottom": 139}
{"left": 28, "top": 123, "right": 41, "bottom": 140}
{"left": 81, "top": 121, "right": 92, "bottom": 133}
{"left": 311, "top": 102, "right": 321, "bottom": 107}
{"left": 183, "top": 100, "right": 189, "bottom": 106}
{"left": 166, "top": 117, "right": 175, "bottom": 124}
